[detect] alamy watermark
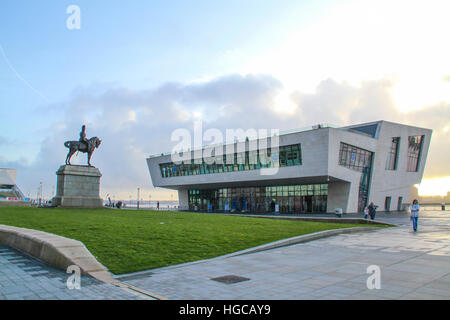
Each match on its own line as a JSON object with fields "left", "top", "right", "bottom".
{"left": 66, "top": 265, "right": 81, "bottom": 290}
{"left": 170, "top": 120, "right": 281, "bottom": 176}
{"left": 366, "top": 265, "right": 381, "bottom": 290}
{"left": 66, "top": 5, "right": 81, "bottom": 30}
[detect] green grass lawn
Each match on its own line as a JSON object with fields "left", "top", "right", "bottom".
{"left": 0, "top": 207, "right": 381, "bottom": 274}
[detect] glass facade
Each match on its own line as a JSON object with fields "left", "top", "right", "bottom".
{"left": 188, "top": 184, "right": 328, "bottom": 214}
{"left": 160, "top": 144, "right": 302, "bottom": 178}
{"left": 407, "top": 135, "right": 424, "bottom": 172}
{"left": 339, "top": 142, "right": 374, "bottom": 212}
{"left": 386, "top": 137, "right": 400, "bottom": 170}
{"left": 0, "top": 185, "right": 23, "bottom": 200}
{"left": 339, "top": 143, "right": 373, "bottom": 172}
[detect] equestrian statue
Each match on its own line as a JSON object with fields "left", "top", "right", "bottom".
{"left": 64, "top": 125, "right": 102, "bottom": 166}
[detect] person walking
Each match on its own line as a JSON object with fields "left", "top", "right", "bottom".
{"left": 270, "top": 200, "right": 276, "bottom": 213}
{"left": 410, "top": 199, "right": 420, "bottom": 232}
{"left": 368, "top": 202, "right": 378, "bottom": 220}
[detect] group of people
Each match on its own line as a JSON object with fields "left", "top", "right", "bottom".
{"left": 364, "top": 199, "right": 421, "bottom": 232}
{"left": 364, "top": 202, "right": 379, "bottom": 220}
{"left": 105, "top": 199, "right": 161, "bottom": 210}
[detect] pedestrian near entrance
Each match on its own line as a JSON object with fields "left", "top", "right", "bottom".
{"left": 368, "top": 202, "right": 378, "bottom": 220}
{"left": 410, "top": 199, "right": 420, "bottom": 232}
{"left": 364, "top": 206, "right": 369, "bottom": 219}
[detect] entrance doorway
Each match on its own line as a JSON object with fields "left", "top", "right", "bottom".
{"left": 305, "top": 196, "right": 313, "bottom": 213}
{"left": 397, "top": 197, "right": 403, "bottom": 211}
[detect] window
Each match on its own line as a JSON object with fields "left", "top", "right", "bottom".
{"left": 397, "top": 197, "right": 403, "bottom": 211}
{"left": 277, "top": 144, "right": 301, "bottom": 167}
{"left": 0, "top": 184, "right": 22, "bottom": 200}
{"left": 188, "top": 183, "right": 328, "bottom": 213}
{"left": 339, "top": 142, "right": 374, "bottom": 212}
{"left": 159, "top": 143, "right": 302, "bottom": 178}
{"left": 386, "top": 137, "right": 400, "bottom": 170}
{"left": 407, "top": 135, "right": 424, "bottom": 172}
{"left": 339, "top": 143, "right": 373, "bottom": 172}
{"left": 385, "top": 196, "right": 391, "bottom": 211}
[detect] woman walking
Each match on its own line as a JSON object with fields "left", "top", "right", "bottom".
{"left": 410, "top": 199, "right": 420, "bottom": 232}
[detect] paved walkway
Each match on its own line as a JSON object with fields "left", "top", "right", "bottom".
{"left": 0, "top": 245, "right": 144, "bottom": 300}
{"left": 118, "top": 210, "right": 450, "bottom": 300}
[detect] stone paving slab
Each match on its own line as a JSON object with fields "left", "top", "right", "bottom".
{"left": 0, "top": 224, "right": 164, "bottom": 300}
{"left": 121, "top": 210, "right": 450, "bottom": 300}
{"left": 0, "top": 244, "right": 143, "bottom": 300}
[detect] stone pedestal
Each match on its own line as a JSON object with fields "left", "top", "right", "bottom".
{"left": 52, "top": 165, "right": 103, "bottom": 208}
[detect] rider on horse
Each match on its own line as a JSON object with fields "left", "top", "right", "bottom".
{"left": 79, "top": 125, "right": 90, "bottom": 151}
{"left": 65, "top": 125, "right": 101, "bottom": 166}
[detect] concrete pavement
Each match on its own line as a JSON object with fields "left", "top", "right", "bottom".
{"left": 118, "top": 210, "right": 450, "bottom": 299}
{"left": 0, "top": 244, "right": 145, "bottom": 300}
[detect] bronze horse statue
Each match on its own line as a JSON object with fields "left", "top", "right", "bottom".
{"left": 64, "top": 136, "right": 102, "bottom": 166}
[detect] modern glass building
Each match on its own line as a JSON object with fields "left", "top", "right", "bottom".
{"left": 147, "top": 121, "right": 432, "bottom": 214}
{"left": 0, "top": 169, "right": 25, "bottom": 201}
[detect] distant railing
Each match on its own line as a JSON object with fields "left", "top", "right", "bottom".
{"left": 148, "top": 123, "right": 337, "bottom": 159}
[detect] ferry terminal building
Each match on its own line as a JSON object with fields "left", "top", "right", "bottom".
{"left": 147, "top": 121, "right": 431, "bottom": 214}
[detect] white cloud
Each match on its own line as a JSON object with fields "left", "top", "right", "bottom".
{"left": 241, "top": 0, "right": 450, "bottom": 112}
{"left": 1, "top": 73, "right": 449, "bottom": 199}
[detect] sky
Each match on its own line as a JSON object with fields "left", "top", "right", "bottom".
{"left": 0, "top": 0, "right": 449, "bottom": 201}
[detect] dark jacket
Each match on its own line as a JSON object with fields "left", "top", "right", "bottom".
{"left": 368, "top": 204, "right": 378, "bottom": 217}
